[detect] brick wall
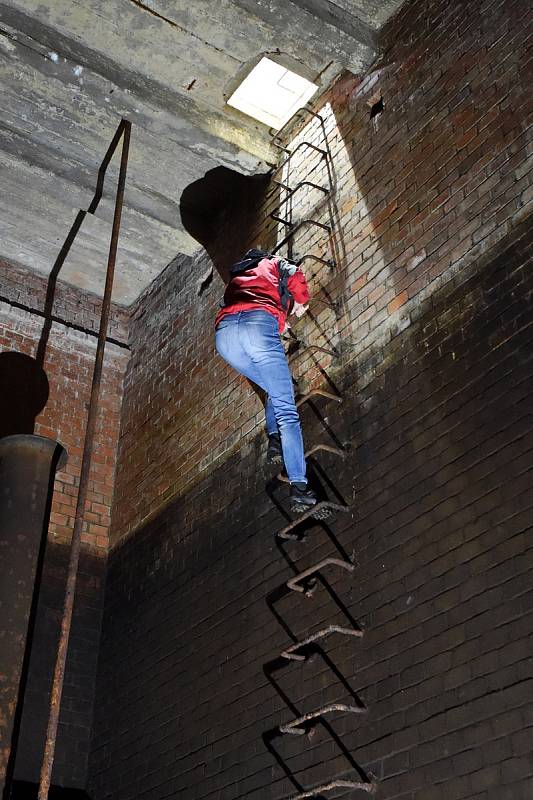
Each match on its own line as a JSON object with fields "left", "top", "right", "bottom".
{"left": 89, "top": 0, "right": 533, "bottom": 797}
{"left": 109, "top": 0, "right": 532, "bottom": 546}
{"left": 0, "top": 262, "right": 129, "bottom": 789}
{"left": 13, "top": 545, "right": 106, "bottom": 791}
{"left": 0, "top": 260, "right": 129, "bottom": 551}
{"left": 90, "top": 218, "right": 533, "bottom": 800}
{"left": 108, "top": 251, "right": 265, "bottom": 544}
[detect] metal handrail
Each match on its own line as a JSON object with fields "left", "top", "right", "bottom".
{"left": 281, "top": 625, "right": 363, "bottom": 661}
{"left": 296, "top": 388, "right": 342, "bottom": 407}
{"left": 272, "top": 218, "right": 331, "bottom": 255}
{"left": 269, "top": 106, "right": 325, "bottom": 148}
{"left": 271, "top": 141, "right": 327, "bottom": 180}
{"left": 278, "top": 503, "right": 349, "bottom": 539}
{"left": 279, "top": 703, "right": 366, "bottom": 735}
{"left": 276, "top": 443, "right": 345, "bottom": 483}
{"left": 287, "top": 779, "right": 376, "bottom": 799}
{"left": 287, "top": 557, "right": 354, "bottom": 593}
{"left": 297, "top": 254, "right": 336, "bottom": 269}
{"left": 38, "top": 118, "right": 132, "bottom": 800}
{"left": 269, "top": 181, "right": 330, "bottom": 224}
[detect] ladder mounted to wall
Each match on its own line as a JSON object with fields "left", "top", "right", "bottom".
{"left": 261, "top": 106, "right": 377, "bottom": 799}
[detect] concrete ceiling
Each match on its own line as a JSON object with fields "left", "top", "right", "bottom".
{"left": 0, "top": 0, "right": 404, "bottom": 305}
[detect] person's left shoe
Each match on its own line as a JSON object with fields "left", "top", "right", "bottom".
{"left": 266, "top": 433, "right": 283, "bottom": 465}
{"left": 289, "top": 482, "right": 317, "bottom": 514}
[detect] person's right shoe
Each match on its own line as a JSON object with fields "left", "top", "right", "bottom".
{"left": 289, "top": 482, "right": 317, "bottom": 514}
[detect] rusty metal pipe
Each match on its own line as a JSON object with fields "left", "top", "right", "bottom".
{"left": 0, "top": 435, "right": 67, "bottom": 797}
{"left": 38, "top": 119, "right": 131, "bottom": 800}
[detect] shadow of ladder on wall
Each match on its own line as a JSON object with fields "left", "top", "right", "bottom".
{"left": 265, "top": 108, "right": 377, "bottom": 800}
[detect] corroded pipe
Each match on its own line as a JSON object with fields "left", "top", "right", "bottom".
{"left": 0, "top": 434, "right": 66, "bottom": 796}
{"left": 38, "top": 118, "right": 131, "bottom": 800}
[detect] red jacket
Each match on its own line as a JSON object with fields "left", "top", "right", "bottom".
{"left": 215, "top": 256, "right": 310, "bottom": 332}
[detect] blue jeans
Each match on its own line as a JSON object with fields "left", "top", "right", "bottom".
{"left": 215, "top": 310, "right": 307, "bottom": 484}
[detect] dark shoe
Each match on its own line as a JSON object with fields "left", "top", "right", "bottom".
{"left": 266, "top": 433, "right": 283, "bottom": 465}
{"left": 289, "top": 482, "right": 317, "bottom": 514}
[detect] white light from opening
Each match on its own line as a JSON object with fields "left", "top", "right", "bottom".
{"left": 227, "top": 57, "right": 319, "bottom": 130}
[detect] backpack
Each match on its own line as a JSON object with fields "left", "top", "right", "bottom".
{"left": 227, "top": 249, "right": 297, "bottom": 311}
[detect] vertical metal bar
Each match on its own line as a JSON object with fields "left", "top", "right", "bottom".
{"left": 38, "top": 119, "right": 131, "bottom": 800}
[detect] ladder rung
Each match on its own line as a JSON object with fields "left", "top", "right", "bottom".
{"left": 271, "top": 180, "right": 330, "bottom": 210}
{"left": 277, "top": 503, "right": 349, "bottom": 539}
{"left": 269, "top": 105, "right": 325, "bottom": 146}
{"left": 280, "top": 703, "right": 366, "bottom": 735}
{"left": 271, "top": 212, "right": 292, "bottom": 225}
{"left": 276, "top": 444, "right": 345, "bottom": 484}
{"left": 296, "top": 388, "right": 342, "bottom": 407}
{"left": 287, "top": 557, "right": 354, "bottom": 593}
{"left": 281, "top": 625, "right": 363, "bottom": 660}
{"left": 287, "top": 779, "right": 377, "bottom": 800}
{"left": 297, "top": 254, "right": 336, "bottom": 269}
{"left": 290, "top": 344, "right": 339, "bottom": 360}
{"left": 272, "top": 141, "right": 328, "bottom": 178}
{"left": 272, "top": 218, "right": 331, "bottom": 254}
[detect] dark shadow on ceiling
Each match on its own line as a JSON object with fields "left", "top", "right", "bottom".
{"left": 180, "top": 165, "right": 271, "bottom": 282}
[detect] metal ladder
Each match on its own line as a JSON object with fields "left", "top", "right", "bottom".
{"left": 264, "top": 107, "right": 377, "bottom": 800}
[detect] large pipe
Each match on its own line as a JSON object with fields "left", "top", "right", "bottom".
{"left": 0, "top": 434, "right": 67, "bottom": 797}
{"left": 38, "top": 119, "right": 131, "bottom": 799}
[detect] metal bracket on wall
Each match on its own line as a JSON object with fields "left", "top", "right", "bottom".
{"left": 276, "top": 443, "right": 345, "bottom": 484}
{"left": 281, "top": 625, "right": 363, "bottom": 661}
{"left": 311, "top": 296, "right": 340, "bottom": 312}
{"left": 287, "top": 558, "right": 354, "bottom": 593}
{"left": 279, "top": 703, "right": 367, "bottom": 735}
{"left": 271, "top": 142, "right": 328, "bottom": 181}
{"left": 297, "top": 254, "right": 336, "bottom": 270}
{"left": 290, "top": 343, "right": 339, "bottom": 359}
{"left": 278, "top": 503, "right": 349, "bottom": 538}
{"left": 280, "top": 179, "right": 330, "bottom": 201}
{"left": 286, "top": 779, "right": 377, "bottom": 799}
{"left": 269, "top": 106, "right": 325, "bottom": 151}
{"left": 287, "top": 327, "right": 340, "bottom": 357}
{"left": 271, "top": 142, "right": 292, "bottom": 153}
{"left": 272, "top": 218, "right": 331, "bottom": 255}
{"left": 271, "top": 212, "right": 293, "bottom": 226}
{"left": 296, "top": 388, "right": 342, "bottom": 407}
{"left": 270, "top": 180, "right": 330, "bottom": 223}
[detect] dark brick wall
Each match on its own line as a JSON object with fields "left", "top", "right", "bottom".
{"left": 0, "top": 264, "right": 128, "bottom": 790}
{"left": 88, "top": 0, "right": 533, "bottom": 796}
{"left": 0, "top": 262, "right": 129, "bottom": 550}
{"left": 13, "top": 545, "right": 106, "bottom": 791}
{"left": 109, "top": 0, "right": 533, "bottom": 546}
{"left": 109, "top": 251, "right": 265, "bottom": 545}
{"left": 0, "top": 259, "right": 129, "bottom": 346}
{"left": 89, "top": 218, "right": 533, "bottom": 799}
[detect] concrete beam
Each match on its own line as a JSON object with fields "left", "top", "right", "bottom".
{"left": 0, "top": 2, "right": 276, "bottom": 166}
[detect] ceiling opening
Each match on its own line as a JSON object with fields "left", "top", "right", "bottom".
{"left": 226, "top": 57, "right": 318, "bottom": 130}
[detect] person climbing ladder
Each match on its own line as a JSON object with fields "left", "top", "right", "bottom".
{"left": 215, "top": 248, "right": 317, "bottom": 513}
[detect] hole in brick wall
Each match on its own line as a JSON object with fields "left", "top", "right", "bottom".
{"left": 0, "top": 352, "right": 49, "bottom": 438}
{"left": 369, "top": 97, "right": 384, "bottom": 118}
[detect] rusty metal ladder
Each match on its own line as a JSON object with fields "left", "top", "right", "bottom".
{"left": 265, "top": 107, "right": 376, "bottom": 800}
